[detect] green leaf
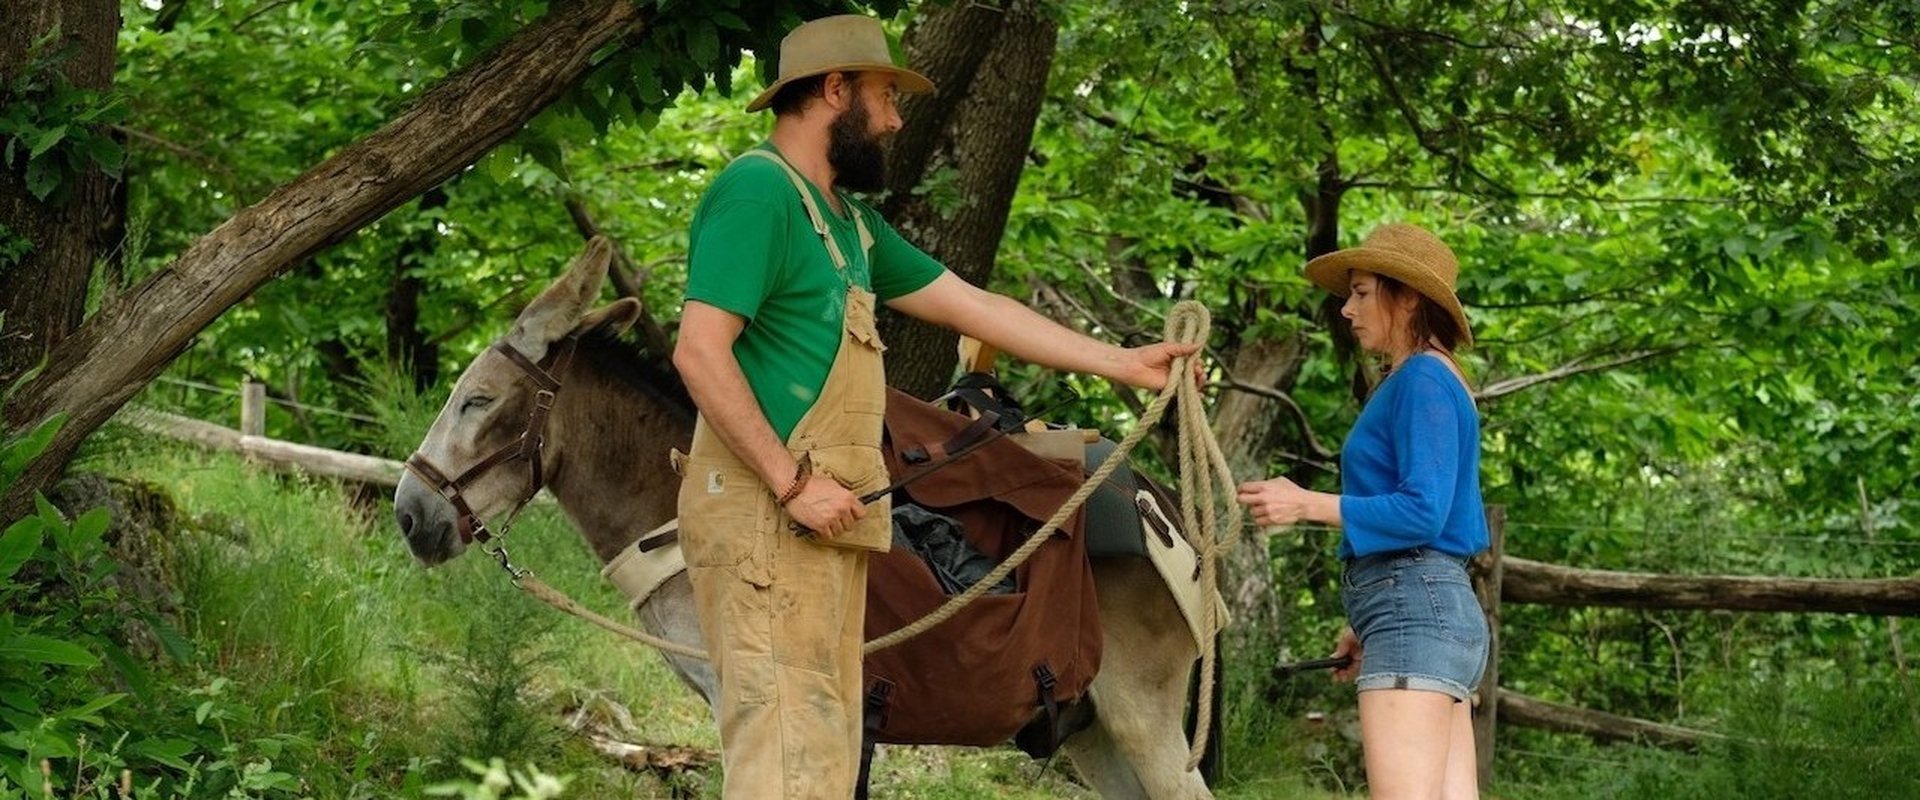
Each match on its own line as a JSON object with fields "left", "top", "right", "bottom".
{"left": 128, "top": 737, "right": 196, "bottom": 771}
{"left": 86, "top": 135, "right": 123, "bottom": 178}
{"left": 0, "top": 634, "right": 99, "bottom": 667}
{"left": 0, "top": 687, "right": 39, "bottom": 715}
{"left": 0, "top": 518, "right": 43, "bottom": 583}
{"left": 688, "top": 19, "right": 720, "bottom": 67}
{"left": 33, "top": 493, "right": 63, "bottom": 532}
{"left": 523, "top": 138, "right": 568, "bottom": 183}
{"left": 28, "top": 125, "right": 66, "bottom": 158}
{"left": 56, "top": 692, "right": 124, "bottom": 724}
{"left": 67, "top": 507, "right": 108, "bottom": 547}
{"left": 23, "top": 156, "right": 59, "bottom": 200}
{"left": 141, "top": 612, "right": 194, "bottom": 664}
{"left": 1, "top": 414, "right": 61, "bottom": 482}
{"left": 102, "top": 642, "right": 155, "bottom": 700}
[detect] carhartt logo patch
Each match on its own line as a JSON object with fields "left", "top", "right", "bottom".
{"left": 707, "top": 470, "right": 727, "bottom": 494}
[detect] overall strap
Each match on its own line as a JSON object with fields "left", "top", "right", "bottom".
{"left": 732, "top": 149, "right": 874, "bottom": 276}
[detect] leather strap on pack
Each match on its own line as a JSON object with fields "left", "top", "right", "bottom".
{"left": 854, "top": 678, "right": 895, "bottom": 800}
{"left": 732, "top": 149, "right": 874, "bottom": 277}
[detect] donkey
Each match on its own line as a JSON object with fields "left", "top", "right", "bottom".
{"left": 392, "top": 239, "right": 1215, "bottom": 799}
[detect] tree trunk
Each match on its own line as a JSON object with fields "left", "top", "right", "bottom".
{"left": 0, "top": 0, "right": 122, "bottom": 388}
{"left": 878, "top": 0, "right": 1059, "bottom": 399}
{"left": 1, "top": 0, "right": 648, "bottom": 519}
{"left": 387, "top": 186, "right": 447, "bottom": 390}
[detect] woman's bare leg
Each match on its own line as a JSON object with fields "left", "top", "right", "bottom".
{"left": 1440, "top": 699, "right": 1478, "bottom": 800}
{"left": 1359, "top": 689, "right": 1456, "bottom": 800}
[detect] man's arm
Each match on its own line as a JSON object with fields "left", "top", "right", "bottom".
{"left": 671, "top": 301, "right": 864, "bottom": 537}
{"left": 885, "top": 272, "right": 1197, "bottom": 391}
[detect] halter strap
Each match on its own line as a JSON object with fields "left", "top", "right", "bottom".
{"left": 405, "top": 334, "right": 582, "bottom": 544}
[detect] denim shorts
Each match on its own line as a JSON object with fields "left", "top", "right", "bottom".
{"left": 1341, "top": 547, "right": 1490, "bottom": 702}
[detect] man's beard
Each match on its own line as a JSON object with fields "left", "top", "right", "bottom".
{"left": 828, "top": 99, "right": 888, "bottom": 193}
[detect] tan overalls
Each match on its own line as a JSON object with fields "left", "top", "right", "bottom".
{"left": 677, "top": 149, "right": 896, "bottom": 799}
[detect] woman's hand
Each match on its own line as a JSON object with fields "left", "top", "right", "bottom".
{"left": 1235, "top": 477, "right": 1333, "bottom": 527}
{"left": 1331, "top": 626, "right": 1362, "bottom": 683}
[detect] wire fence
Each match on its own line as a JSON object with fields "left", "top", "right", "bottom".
{"left": 153, "top": 375, "right": 381, "bottom": 424}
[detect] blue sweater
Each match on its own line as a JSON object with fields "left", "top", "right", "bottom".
{"left": 1337, "top": 353, "right": 1489, "bottom": 560}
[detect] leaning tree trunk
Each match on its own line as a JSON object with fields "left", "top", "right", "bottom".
{"left": 0, "top": 0, "right": 123, "bottom": 388}
{"left": 0, "top": 0, "right": 647, "bottom": 519}
{"left": 878, "top": 0, "right": 1059, "bottom": 399}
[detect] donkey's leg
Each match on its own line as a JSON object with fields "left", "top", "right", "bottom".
{"left": 1061, "top": 713, "right": 1149, "bottom": 799}
{"left": 636, "top": 572, "right": 720, "bottom": 715}
{"left": 1085, "top": 557, "right": 1214, "bottom": 799}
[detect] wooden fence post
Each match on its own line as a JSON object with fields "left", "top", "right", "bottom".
{"left": 1470, "top": 504, "right": 1506, "bottom": 789}
{"left": 240, "top": 380, "right": 266, "bottom": 437}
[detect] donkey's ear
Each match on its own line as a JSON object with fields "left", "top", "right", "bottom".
{"left": 575, "top": 298, "right": 643, "bottom": 339}
{"left": 507, "top": 238, "right": 615, "bottom": 359}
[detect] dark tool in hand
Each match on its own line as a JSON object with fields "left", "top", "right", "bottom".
{"left": 1272, "top": 655, "right": 1355, "bottom": 678}
{"left": 790, "top": 411, "right": 1013, "bottom": 539}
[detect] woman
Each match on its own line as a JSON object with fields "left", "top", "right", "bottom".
{"left": 1237, "top": 223, "right": 1490, "bottom": 800}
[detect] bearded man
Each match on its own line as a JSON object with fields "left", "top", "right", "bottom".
{"left": 671, "top": 15, "right": 1197, "bottom": 798}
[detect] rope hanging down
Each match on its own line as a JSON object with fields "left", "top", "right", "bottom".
{"left": 510, "top": 300, "right": 1240, "bottom": 770}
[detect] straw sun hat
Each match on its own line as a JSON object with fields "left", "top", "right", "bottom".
{"left": 745, "top": 15, "right": 935, "bottom": 113}
{"left": 1303, "top": 223, "right": 1474, "bottom": 348}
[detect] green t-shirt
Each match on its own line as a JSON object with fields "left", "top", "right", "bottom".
{"left": 684, "top": 143, "right": 946, "bottom": 441}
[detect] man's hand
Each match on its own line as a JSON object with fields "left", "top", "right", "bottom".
{"left": 1331, "top": 626, "right": 1363, "bottom": 683}
{"left": 784, "top": 476, "right": 866, "bottom": 540}
{"left": 1111, "top": 341, "right": 1204, "bottom": 392}
{"left": 1236, "top": 476, "right": 1331, "bottom": 527}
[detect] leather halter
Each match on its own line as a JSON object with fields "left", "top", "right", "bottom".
{"left": 405, "top": 335, "right": 581, "bottom": 545}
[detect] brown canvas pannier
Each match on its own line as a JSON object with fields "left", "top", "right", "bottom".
{"left": 861, "top": 388, "right": 1103, "bottom": 747}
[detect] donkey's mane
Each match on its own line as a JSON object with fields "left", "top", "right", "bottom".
{"left": 573, "top": 331, "right": 696, "bottom": 425}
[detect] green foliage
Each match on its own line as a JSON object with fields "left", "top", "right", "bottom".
{"left": 0, "top": 224, "right": 32, "bottom": 272}
{"left": 425, "top": 758, "right": 569, "bottom": 800}
{"left": 428, "top": 583, "right": 564, "bottom": 764}
{"left": 1507, "top": 677, "right": 1920, "bottom": 800}
{"left": 0, "top": 413, "right": 116, "bottom": 795}
{"left": 0, "top": 30, "right": 125, "bottom": 204}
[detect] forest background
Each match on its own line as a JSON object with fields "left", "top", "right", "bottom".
{"left": 1, "top": 0, "right": 1915, "bottom": 797}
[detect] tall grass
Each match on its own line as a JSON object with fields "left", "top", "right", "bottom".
{"left": 93, "top": 433, "right": 718, "bottom": 797}
{"left": 1503, "top": 676, "right": 1920, "bottom": 800}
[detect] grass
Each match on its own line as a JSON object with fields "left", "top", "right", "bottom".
{"left": 91, "top": 434, "right": 1360, "bottom": 798}
{"left": 90, "top": 432, "right": 1915, "bottom": 799}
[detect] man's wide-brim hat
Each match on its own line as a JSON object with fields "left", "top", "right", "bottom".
{"left": 746, "top": 15, "right": 935, "bottom": 113}
{"left": 1304, "top": 223, "right": 1474, "bottom": 347}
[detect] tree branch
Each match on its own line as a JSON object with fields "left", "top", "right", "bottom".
{"left": 1218, "top": 376, "right": 1337, "bottom": 465}
{"left": 1352, "top": 31, "right": 1515, "bottom": 196}
{"left": 1475, "top": 346, "right": 1688, "bottom": 402}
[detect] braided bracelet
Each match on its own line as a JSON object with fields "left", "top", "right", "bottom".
{"left": 775, "top": 457, "right": 812, "bottom": 507}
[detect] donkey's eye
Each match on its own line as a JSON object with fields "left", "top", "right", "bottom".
{"left": 461, "top": 395, "right": 494, "bottom": 413}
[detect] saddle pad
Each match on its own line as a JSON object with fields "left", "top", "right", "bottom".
{"left": 1134, "top": 488, "right": 1230, "bottom": 650}
{"left": 602, "top": 520, "right": 683, "bottom": 614}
